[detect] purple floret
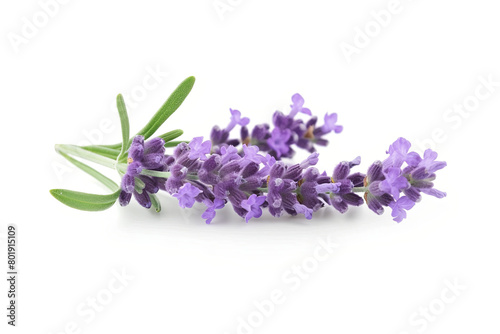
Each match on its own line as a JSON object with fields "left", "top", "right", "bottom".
{"left": 173, "top": 183, "right": 202, "bottom": 208}
{"left": 241, "top": 194, "right": 267, "bottom": 222}
{"left": 389, "top": 196, "right": 415, "bottom": 223}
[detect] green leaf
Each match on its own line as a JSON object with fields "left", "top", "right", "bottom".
{"left": 136, "top": 76, "right": 195, "bottom": 140}
{"left": 116, "top": 94, "right": 130, "bottom": 160}
{"left": 58, "top": 151, "right": 119, "bottom": 192}
{"left": 81, "top": 146, "right": 120, "bottom": 160}
{"left": 157, "top": 129, "right": 183, "bottom": 143}
{"left": 55, "top": 144, "right": 116, "bottom": 169}
{"left": 50, "top": 189, "right": 120, "bottom": 211}
{"left": 150, "top": 194, "right": 161, "bottom": 212}
{"left": 164, "top": 140, "right": 188, "bottom": 147}
{"left": 98, "top": 143, "right": 122, "bottom": 150}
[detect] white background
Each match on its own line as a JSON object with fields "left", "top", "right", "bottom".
{"left": 1, "top": 0, "right": 499, "bottom": 333}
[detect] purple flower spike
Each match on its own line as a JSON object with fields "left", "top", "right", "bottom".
{"left": 112, "top": 93, "right": 447, "bottom": 224}
{"left": 290, "top": 93, "right": 312, "bottom": 117}
{"left": 267, "top": 128, "right": 292, "bottom": 158}
{"left": 389, "top": 196, "right": 416, "bottom": 223}
{"left": 188, "top": 137, "right": 212, "bottom": 161}
{"left": 211, "top": 93, "right": 346, "bottom": 161}
{"left": 173, "top": 183, "right": 202, "bottom": 208}
{"left": 241, "top": 194, "right": 267, "bottom": 223}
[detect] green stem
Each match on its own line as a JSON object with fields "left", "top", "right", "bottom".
{"left": 352, "top": 187, "right": 368, "bottom": 193}
{"left": 56, "top": 144, "right": 116, "bottom": 170}
{"left": 140, "top": 170, "right": 171, "bottom": 178}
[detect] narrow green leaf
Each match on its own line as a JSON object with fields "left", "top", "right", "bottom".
{"left": 58, "top": 151, "right": 119, "bottom": 192}
{"left": 81, "top": 146, "right": 120, "bottom": 160}
{"left": 116, "top": 94, "right": 130, "bottom": 160}
{"left": 50, "top": 189, "right": 120, "bottom": 211}
{"left": 96, "top": 77, "right": 194, "bottom": 150}
{"left": 136, "top": 76, "right": 195, "bottom": 140}
{"left": 157, "top": 129, "right": 183, "bottom": 143}
{"left": 55, "top": 144, "right": 116, "bottom": 169}
{"left": 164, "top": 140, "right": 188, "bottom": 147}
{"left": 150, "top": 194, "right": 161, "bottom": 212}
{"left": 98, "top": 143, "right": 122, "bottom": 150}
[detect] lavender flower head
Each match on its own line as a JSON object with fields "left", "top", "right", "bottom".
{"left": 119, "top": 136, "right": 167, "bottom": 209}
{"left": 210, "top": 93, "right": 343, "bottom": 160}
{"left": 363, "top": 137, "right": 447, "bottom": 222}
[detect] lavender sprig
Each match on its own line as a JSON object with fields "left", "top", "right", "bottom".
{"left": 50, "top": 76, "right": 447, "bottom": 223}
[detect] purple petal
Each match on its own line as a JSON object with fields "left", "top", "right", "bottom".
{"left": 323, "top": 113, "right": 341, "bottom": 133}
{"left": 293, "top": 203, "right": 313, "bottom": 219}
{"left": 188, "top": 137, "right": 212, "bottom": 161}
{"left": 420, "top": 188, "right": 447, "bottom": 198}
{"left": 201, "top": 198, "right": 225, "bottom": 224}
{"left": 315, "top": 182, "right": 340, "bottom": 194}
{"left": 290, "top": 94, "right": 311, "bottom": 117}
{"left": 173, "top": 183, "right": 202, "bottom": 208}
{"left": 241, "top": 194, "right": 266, "bottom": 222}
{"left": 230, "top": 109, "right": 250, "bottom": 126}
{"left": 406, "top": 152, "right": 422, "bottom": 167}
{"left": 300, "top": 152, "right": 319, "bottom": 169}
